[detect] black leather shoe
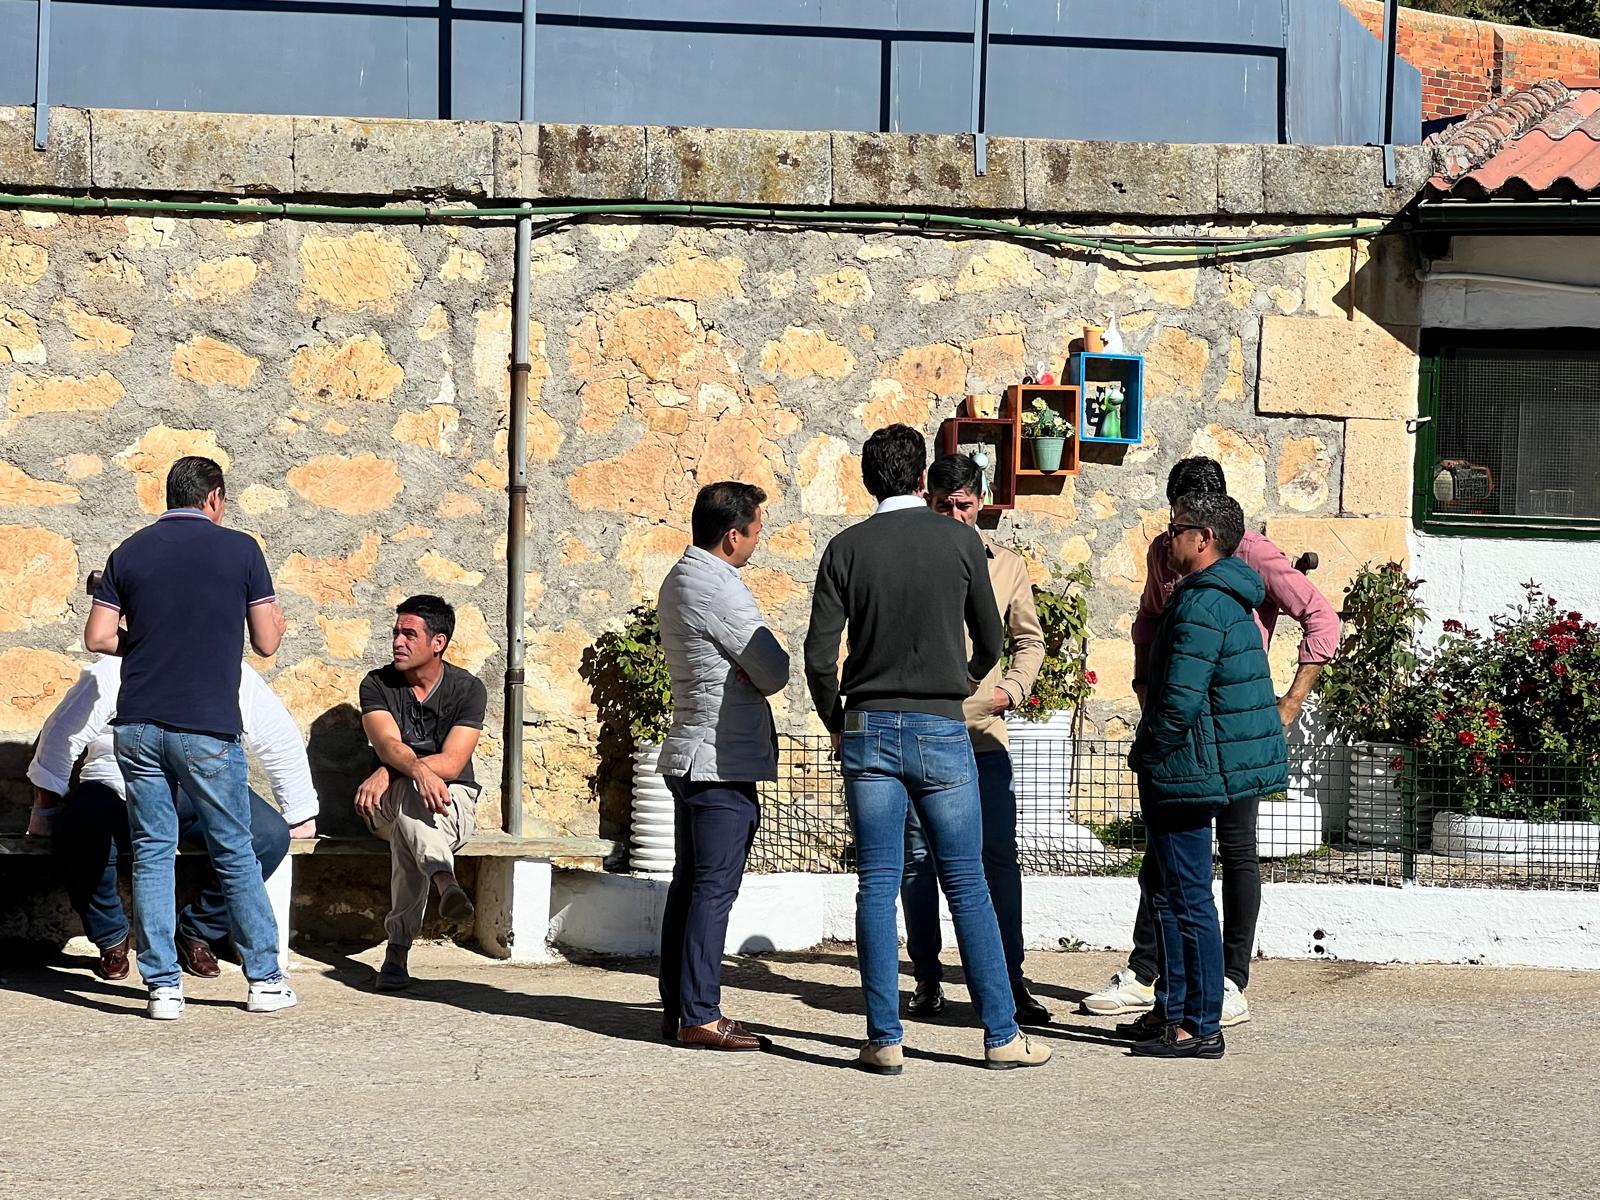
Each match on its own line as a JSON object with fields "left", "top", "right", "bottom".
{"left": 906, "top": 980, "right": 946, "bottom": 1018}
{"left": 1129, "top": 1028, "right": 1225, "bottom": 1059}
{"left": 1114, "top": 1012, "right": 1170, "bottom": 1039}
{"left": 1012, "top": 981, "right": 1050, "bottom": 1025}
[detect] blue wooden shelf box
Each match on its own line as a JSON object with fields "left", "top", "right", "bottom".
{"left": 1072, "top": 352, "right": 1144, "bottom": 446}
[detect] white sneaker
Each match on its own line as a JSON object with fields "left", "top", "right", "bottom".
{"left": 246, "top": 977, "right": 299, "bottom": 1014}
{"left": 1081, "top": 967, "right": 1156, "bottom": 1015}
{"left": 148, "top": 986, "right": 185, "bottom": 1021}
{"left": 1221, "top": 978, "right": 1251, "bottom": 1028}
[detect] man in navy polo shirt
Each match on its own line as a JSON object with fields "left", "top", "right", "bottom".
{"left": 84, "top": 455, "right": 296, "bottom": 1021}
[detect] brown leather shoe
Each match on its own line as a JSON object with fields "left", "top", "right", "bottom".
{"left": 176, "top": 934, "right": 222, "bottom": 979}
{"left": 678, "top": 1017, "right": 763, "bottom": 1051}
{"left": 95, "top": 935, "right": 132, "bottom": 982}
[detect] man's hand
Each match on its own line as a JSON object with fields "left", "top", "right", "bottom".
{"left": 268, "top": 602, "right": 288, "bottom": 642}
{"left": 287, "top": 818, "right": 317, "bottom": 839}
{"left": 830, "top": 730, "right": 842, "bottom": 758}
{"left": 1277, "top": 694, "right": 1306, "bottom": 729}
{"left": 991, "top": 687, "right": 1013, "bottom": 716}
{"left": 354, "top": 766, "right": 391, "bottom": 820}
{"left": 26, "top": 805, "right": 54, "bottom": 837}
{"left": 415, "top": 766, "right": 453, "bottom": 815}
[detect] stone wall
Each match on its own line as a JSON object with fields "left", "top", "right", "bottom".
{"left": 0, "top": 109, "right": 1421, "bottom": 866}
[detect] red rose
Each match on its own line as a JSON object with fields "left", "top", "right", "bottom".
{"left": 1084, "top": 670, "right": 1098, "bottom": 685}
{"left": 1500, "top": 773, "right": 1515, "bottom": 789}
{"left": 1530, "top": 638, "right": 1547, "bottom": 652}
{"left": 1472, "top": 752, "right": 1487, "bottom": 773}
{"left": 1554, "top": 662, "right": 1570, "bottom": 678}
{"left": 1388, "top": 755, "right": 1404, "bottom": 772}
{"left": 1569, "top": 612, "right": 1583, "bottom": 622}
{"left": 1432, "top": 711, "right": 1446, "bottom": 722}
{"left": 1029, "top": 696, "right": 1041, "bottom": 707}
{"left": 1457, "top": 730, "right": 1476, "bottom": 746}
{"left": 1484, "top": 709, "right": 1499, "bottom": 729}
{"left": 1443, "top": 619, "right": 1463, "bottom": 633}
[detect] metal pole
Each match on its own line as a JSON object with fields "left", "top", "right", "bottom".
{"left": 502, "top": 0, "right": 536, "bottom": 838}
{"left": 33, "top": 0, "right": 50, "bottom": 150}
{"left": 1380, "top": 0, "right": 1399, "bottom": 185}
{"left": 969, "top": 0, "right": 987, "bottom": 176}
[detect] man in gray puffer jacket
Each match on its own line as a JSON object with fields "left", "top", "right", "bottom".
{"left": 656, "top": 481, "right": 790, "bottom": 1051}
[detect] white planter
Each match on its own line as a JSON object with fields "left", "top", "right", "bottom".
{"left": 1432, "top": 811, "right": 1600, "bottom": 868}
{"left": 1346, "top": 742, "right": 1407, "bottom": 849}
{"left": 1005, "top": 713, "right": 1093, "bottom": 853}
{"left": 629, "top": 742, "right": 676, "bottom": 873}
{"left": 1257, "top": 795, "right": 1324, "bottom": 859}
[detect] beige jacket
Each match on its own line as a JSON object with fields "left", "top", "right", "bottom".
{"left": 964, "top": 539, "right": 1045, "bottom": 755}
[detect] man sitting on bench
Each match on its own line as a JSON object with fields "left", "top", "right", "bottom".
{"left": 355, "top": 594, "right": 487, "bottom": 992}
{"left": 27, "top": 590, "right": 318, "bottom": 982}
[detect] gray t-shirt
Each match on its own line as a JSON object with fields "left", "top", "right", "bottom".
{"left": 358, "top": 662, "right": 487, "bottom": 786}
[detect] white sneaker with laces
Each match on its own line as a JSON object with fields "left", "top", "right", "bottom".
{"left": 1221, "top": 978, "right": 1251, "bottom": 1028}
{"left": 148, "top": 986, "right": 185, "bottom": 1021}
{"left": 1081, "top": 967, "right": 1156, "bottom": 1015}
{"left": 246, "top": 977, "right": 299, "bottom": 1014}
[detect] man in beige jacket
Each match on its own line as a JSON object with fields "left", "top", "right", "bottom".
{"left": 902, "top": 453, "right": 1049, "bottom": 1024}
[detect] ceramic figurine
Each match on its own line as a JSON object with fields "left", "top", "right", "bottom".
{"left": 1101, "top": 383, "right": 1125, "bottom": 439}
{"left": 972, "top": 449, "right": 993, "bottom": 507}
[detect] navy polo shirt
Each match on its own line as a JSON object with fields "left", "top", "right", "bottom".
{"left": 94, "top": 508, "right": 277, "bottom": 738}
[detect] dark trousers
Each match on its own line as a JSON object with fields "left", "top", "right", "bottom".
{"left": 1129, "top": 795, "right": 1260, "bottom": 990}
{"left": 1140, "top": 798, "right": 1225, "bottom": 1039}
{"left": 52, "top": 780, "right": 290, "bottom": 951}
{"left": 901, "top": 749, "right": 1025, "bottom": 984}
{"left": 658, "top": 776, "right": 759, "bottom": 1029}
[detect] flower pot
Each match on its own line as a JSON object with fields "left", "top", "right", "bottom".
{"left": 1346, "top": 741, "right": 1407, "bottom": 848}
{"left": 1256, "top": 794, "right": 1323, "bottom": 859}
{"left": 1030, "top": 436, "right": 1066, "bottom": 473}
{"left": 1431, "top": 811, "right": 1600, "bottom": 868}
{"left": 630, "top": 742, "right": 676, "bottom": 873}
{"left": 1006, "top": 712, "right": 1075, "bottom": 818}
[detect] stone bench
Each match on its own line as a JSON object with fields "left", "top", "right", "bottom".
{"left": 1, "top": 832, "right": 619, "bottom": 968}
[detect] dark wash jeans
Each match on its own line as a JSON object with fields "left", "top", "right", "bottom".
{"left": 53, "top": 780, "right": 290, "bottom": 951}
{"left": 843, "top": 711, "right": 1019, "bottom": 1050}
{"left": 658, "top": 776, "right": 759, "bottom": 1029}
{"left": 1129, "top": 796, "right": 1260, "bottom": 990}
{"left": 1139, "top": 794, "right": 1225, "bottom": 1040}
{"left": 901, "top": 749, "right": 1025, "bottom": 984}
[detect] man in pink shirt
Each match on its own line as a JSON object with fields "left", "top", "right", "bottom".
{"left": 1083, "top": 457, "right": 1340, "bottom": 1030}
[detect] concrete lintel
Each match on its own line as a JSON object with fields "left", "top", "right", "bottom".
{"left": 644, "top": 125, "right": 832, "bottom": 206}
{"left": 294, "top": 115, "right": 497, "bottom": 198}
{"left": 0, "top": 105, "right": 90, "bottom": 191}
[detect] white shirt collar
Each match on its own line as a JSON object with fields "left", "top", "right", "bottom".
{"left": 683, "top": 544, "right": 740, "bottom": 577}
{"left": 874, "top": 495, "right": 926, "bottom": 515}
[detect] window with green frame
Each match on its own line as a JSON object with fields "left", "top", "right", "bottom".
{"left": 1415, "top": 330, "right": 1600, "bottom": 539}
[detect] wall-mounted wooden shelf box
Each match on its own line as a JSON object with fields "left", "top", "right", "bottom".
{"left": 938, "top": 391, "right": 1019, "bottom": 511}
{"left": 1009, "top": 383, "right": 1080, "bottom": 476}
{"left": 1072, "top": 352, "right": 1145, "bottom": 446}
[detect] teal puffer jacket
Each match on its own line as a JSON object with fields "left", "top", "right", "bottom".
{"left": 1129, "top": 555, "right": 1289, "bottom": 805}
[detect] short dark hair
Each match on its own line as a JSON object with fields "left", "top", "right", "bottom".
{"left": 1166, "top": 456, "right": 1227, "bottom": 505}
{"left": 691, "top": 481, "right": 767, "bottom": 550}
{"left": 396, "top": 594, "right": 456, "bottom": 648}
{"left": 861, "top": 424, "right": 926, "bottom": 501}
{"left": 927, "top": 453, "right": 983, "bottom": 498}
{"left": 1175, "top": 491, "right": 1245, "bottom": 557}
{"left": 166, "top": 456, "right": 226, "bottom": 510}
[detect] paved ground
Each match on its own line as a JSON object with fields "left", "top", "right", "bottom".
{"left": 2, "top": 941, "right": 1596, "bottom": 1200}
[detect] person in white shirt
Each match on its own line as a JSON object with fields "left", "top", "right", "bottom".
{"left": 26, "top": 656, "right": 318, "bottom": 983}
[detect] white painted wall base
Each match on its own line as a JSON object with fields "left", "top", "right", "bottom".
{"left": 474, "top": 858, "right": 556, "bottom": 964}
{"left": 548, "top": 870, "right": 1600, "bottom": 971}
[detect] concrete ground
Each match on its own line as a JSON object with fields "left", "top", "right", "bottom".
{"left": 2, "top": 942, "right": 1596, "bottom": 1200}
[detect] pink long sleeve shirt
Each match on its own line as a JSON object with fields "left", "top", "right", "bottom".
{"left": 1131, "top": 530, "right": 1341, "bottom": 664}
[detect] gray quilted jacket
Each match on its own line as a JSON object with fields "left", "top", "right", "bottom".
{"left": 657, "top": 546, "right": 791, "bottom": 783}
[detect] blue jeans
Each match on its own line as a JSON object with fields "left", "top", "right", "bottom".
{"left": 114, "top": 723, "right": 284, "bottom": 987}
{"left": 842, "top": 711, "right": 1019, "bottom": 1050}
{"left": 902, "top": 749, "right": 1024, "bottom": 984}
{"left": 53, "top": 780, "right": 290, "bottom": 951}
{"left": 1139, "top": 795, "right": 1224, "bottom": 1039}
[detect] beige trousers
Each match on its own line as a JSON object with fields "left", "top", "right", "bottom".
{"left": 364, "top": 777, "right": 478, "bottom": 947}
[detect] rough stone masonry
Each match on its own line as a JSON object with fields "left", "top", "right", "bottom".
{"left": 0, "top": 110, "right": 1427, "bottom": 894}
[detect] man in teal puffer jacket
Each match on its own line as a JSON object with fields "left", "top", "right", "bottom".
{"left": 1127, "top": 492, "right": 1288, "bottom": 1059}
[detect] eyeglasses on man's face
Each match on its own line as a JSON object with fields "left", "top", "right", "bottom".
{"left": 1167, "top": 521, "right": 1207, "bottom": 539}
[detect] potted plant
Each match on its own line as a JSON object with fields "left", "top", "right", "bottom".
{"left": 1317, "top": 563, "right": 1426, "bottom": 847}
{"left": 1020, "top": 396, "right": 1070, "bottom": 472}
{"left": 1418, "top": 586, "right": 1600, "bottom": 868}
{"left": 1006, "top": 562, "right": 1101, "bottom": 853}
{"left": 590, "top": 605, "right": 676, "bottom": 873}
